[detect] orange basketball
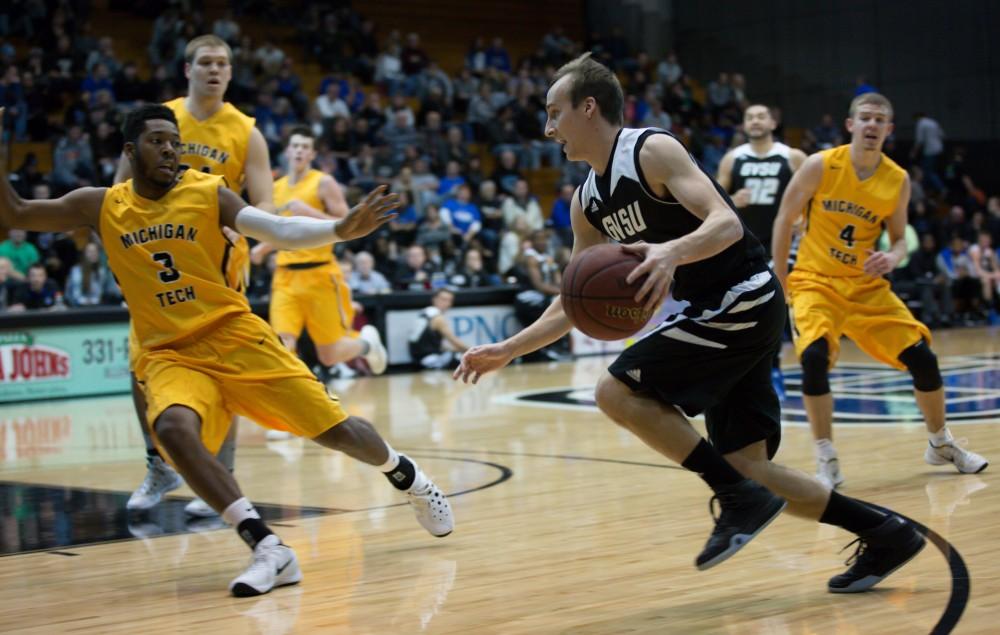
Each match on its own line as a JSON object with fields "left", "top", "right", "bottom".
{"left": 560, "top": 243, "right": 653, "bottom": 340}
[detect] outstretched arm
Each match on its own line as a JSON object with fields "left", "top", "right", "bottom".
{"left": 454, "top": 187, "right": 606, "bottom": 384}
{"left": 217, "top": 184, "right": 398, "bottom": 249}
{"left": 0, "top": 110, "right": 103, "bottom": 231}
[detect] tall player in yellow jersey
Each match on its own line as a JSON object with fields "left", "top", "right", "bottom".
{"left": 773, "top": 93, "right": 987, "bottom": 488}
{"left": 0, "top": 104, "right": 453, "bottom": 596}
{"left": 251, "top": 127, "right": 387, "bottom": 387}
{"left": 116, "top": 35, "right": 277, "bottom": 516}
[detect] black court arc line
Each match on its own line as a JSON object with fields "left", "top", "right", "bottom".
{"left": 407, "top": 447, "right": 968, "bottom": 635}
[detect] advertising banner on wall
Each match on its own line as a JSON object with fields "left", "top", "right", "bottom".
{"left": 385, "top": 304, "right": 521, "bottom": 365}
{"left": 0, "top": 323, "right": 132, "bottom": 403}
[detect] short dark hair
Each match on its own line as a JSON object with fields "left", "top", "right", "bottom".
{"left": 122, "top": 104, "right": 178, "bottom": 145}
{"left": 286, "top": 125, "right": 315, "bottom": 145}
{"left": 551, "top": 52, "right": 624, "bottom": 126}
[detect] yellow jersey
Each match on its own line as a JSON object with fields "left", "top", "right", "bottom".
{"left": 274, "top": 169, "right": 336, "bottom": 267}
{"left": 164, "top": 97, "right": 254, "bottom": 292}
{"left": 102, "top": 170, "right": 250, "bottom": 350}
{"left": 795, "top": 144, "right": 906, "bottom": 277}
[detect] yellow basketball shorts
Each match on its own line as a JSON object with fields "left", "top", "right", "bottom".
{"left": 134, "top": 312, "right": 349, "bottom": 456}
{"left": 269, "top": 265, "right": 357, "bottom": 346}
{"left": 788, "top": 269, "right": 931, "bottom": 369}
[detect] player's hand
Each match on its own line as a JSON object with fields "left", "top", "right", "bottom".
{"left": 731, "top": 188, "right": 752, "bottom": 208}
{"left": 863, "top": 249, "right": 899, "bottom": 276}
{"left": 334, "top": 185, "right": 399, "bottom": 241}
{"left": 453, "top": 343, "right": 514, "bottom": 384}
{"left": 249, "top": 242, "right": 271, "bottom": 265}
{"left": 622, "top": 241, "right": 678, "bottom": 313}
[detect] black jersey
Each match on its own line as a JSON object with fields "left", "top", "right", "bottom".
{"left": 729, "top": 142, "right": 794, "bottom": 255}
{"left": 577, "top": 127, "right": 768, "bottom": 311}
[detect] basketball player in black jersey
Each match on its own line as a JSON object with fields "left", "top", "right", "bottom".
{"left": 453, "top": 53, "right": 925, "bottom": 593}
{"left": 717, "top": 104, "right": 806, "bottom": 401}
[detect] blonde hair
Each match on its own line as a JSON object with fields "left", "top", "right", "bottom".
{"left": 184, "top": 35, "right": 232, "bottom": 63}
{"left": 849, "top": 92, "right": 893, "bottom": 119}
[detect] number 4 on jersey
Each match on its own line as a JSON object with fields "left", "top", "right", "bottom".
{"left": 839, "top": 224, "right": 856, "bottom": 248}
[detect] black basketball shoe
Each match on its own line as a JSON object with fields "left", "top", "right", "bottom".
{"left": 695, "top": 479, "right": 787, "bottom": 570}
{"left": 828, "top": 514, "right": 926, "bottom": 593}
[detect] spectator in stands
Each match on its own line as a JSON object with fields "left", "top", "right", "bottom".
{"left": 499, "top": 215, "right": 532, "bottom": 278}
{"left": 548, "top": 183, "right": 575, "bottom": 249}
{"left": 854, "top": 75, "right": 877, "bottom": 96}
{"left": 349, "top": 251, "right": 392, "bottom": 295}
{"left": 811, "top": 113, "right": 842, "bottom": 150}
{"left": 657, "top": 51, "right": 683, "bottom": 87}
{"left": 911, "top": 111, "right": 946, "bottom": 195}
{"left": 65, "top": 242, "right": 120, "bottom": 307}
{"left": 438, "top": 125, "right": 470, "bottom": 170}
{"left": 466, "top": 37, "right": 488, "bottom": 75}
{"left": 113, "top": 62, "right": 151, "bottom": 105}
{"left": 415, "top": 205, "right": 454, "bottom": 260}
{"left": 401, "top": 32, "right": 429, "bottom": 94}
{"left": 91, "top": 121, "right": 122, "bottom": 185}
{"left": 0, "top": 64, "right": 27, "bottom": 140}
{"left": 212, "top": 9, "right": 240, "bottom": 46}
{"left": 641, "top": 97, "right": 672, "bottom": 131}
{"left": 485, "top": 37, "right": 511, "bottom": 73}
{"left": 477, "top": 180, "right": 504, "bottom": 250}
{"left": 0, "top": 256, "right": 25, "bottom": 311}
{"left": 452, "top": 67, "right": 479, "bottom": 115}
{"left": 514, "top": 229, "right": 565, "bottom": 358}
{"left": 86, "top": 37, "right": 119, "bottom": 75}
{"left": 0, "top": 228, "right": 38, "bottom": 279}
{"left": 450, "top": 247, "right": 501, "bottom": 288}
{"left": 707, "top": 72, "right": 734, "bottom": 114}
{"left": 379, "top": 109, "right": 422, "bottom": 164}
{"left": 51, "top": 124, "right": 95, "bottom": 193}
{"left": 12, "top": 262, "right": 60, "bottom": 310}
{"left": 375, "top": 43, "right": 404, "bottom": 96}
{"left": 440, "top": 184, "right": 482, "bottom": 250}
{"left": 492, "top": 149, "right": 522, "bottom": 195}
{"left": 938, "top": 234, "right": 983, "bottom": 321}
{"left": 987, "top": 196, "right": 1000, "bottom": 244}
{"left": 254, "top": 40, "right": 285, "bottom": 77}
{"left": 467, "top": 82, "right": 497, "bottom": 142}
{"left": 315, "top": 81, "right": 350, "bottom": 122}
{"left": 394, "top": 243, "right": 439, "bottom": 291}
{"left": 388, "top": 189, "right": 420, "bottom": 246}
{"left": 939, "top": 205, "right": 974, "bottom": 246}
{"left": 943, "top": 146, "right": 986, "bottom": 209}
{"left": 969, "top": 230, "right": 1000, "bottom": 320}
{"left": 437, "top": 160, "right": 466, "bottom": 200}
{"left": 408, "top": 287, "right": 469, "bottom": 370}
{"left": 906, "top": 234, "right": 954, "bottom": 327}
{"left": 502, "top": 178, "right": 544, "bottom": 231}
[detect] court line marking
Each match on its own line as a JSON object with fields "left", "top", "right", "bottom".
{"left": 409, "top": 447, "right": 968, "bottom": 635}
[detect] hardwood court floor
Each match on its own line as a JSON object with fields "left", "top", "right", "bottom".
{"left": 0, "top": 327, "right": 997, "bottom": 634}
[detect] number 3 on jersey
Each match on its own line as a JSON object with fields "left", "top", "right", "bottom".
{"left": 152, "top": 251, "right": 180, "bottom": 283}
{"left": 838, "top": 224, "right": 856, "bottom": 248}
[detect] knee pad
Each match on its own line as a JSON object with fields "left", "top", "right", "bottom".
{"left": 898, "top": 339, "right": 943, "bottom": 391}
{"left": 800, "top": 338, "right": 831, "bottom": 396}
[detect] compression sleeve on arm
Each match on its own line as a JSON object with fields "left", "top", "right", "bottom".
{"left": 233, "top": 205, "right": 342, "bottom": 249}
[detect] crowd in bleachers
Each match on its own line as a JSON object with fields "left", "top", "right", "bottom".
{"left": 1, "top": 1, "right": 998, "bottom": 327}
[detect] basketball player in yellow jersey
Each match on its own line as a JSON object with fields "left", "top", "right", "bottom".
{"left": 116, "top": 35, "right": 277, "bottom": 516}
{"left": 251, "top": 127, "right": 388, "bottom": 388}
{"left": 773, "top": 92, "right": 987, "bottom": 488}
{"left": 0, "top": 104, "right": 453, "bottom": 596}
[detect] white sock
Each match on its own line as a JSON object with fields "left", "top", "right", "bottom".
{"left": 377, "top": 443, "right": 401, "bottom": 472}
{"left": 222, "top": 497, "right": 260, "bottom": 527}
{"left": 815, "top": 438, "right": 837, "bottom": 459}
{"left": 929, "top": 427, "right": 953, "bottom": 446}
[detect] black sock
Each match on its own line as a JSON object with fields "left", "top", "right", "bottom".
{"left": 146, "top": 447, "right": 162, "bottom": 461}
{"left": 236, "top": 518, "right": 275, "bottom": 549}
{"left": 681, "top": 439, "right": 745, "bottom": 489}
{"left": 819, "top": 491, "right": 887, "bottom": 534}
{"left": 383, "top": 454, "right": 416, "bottom": 491}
